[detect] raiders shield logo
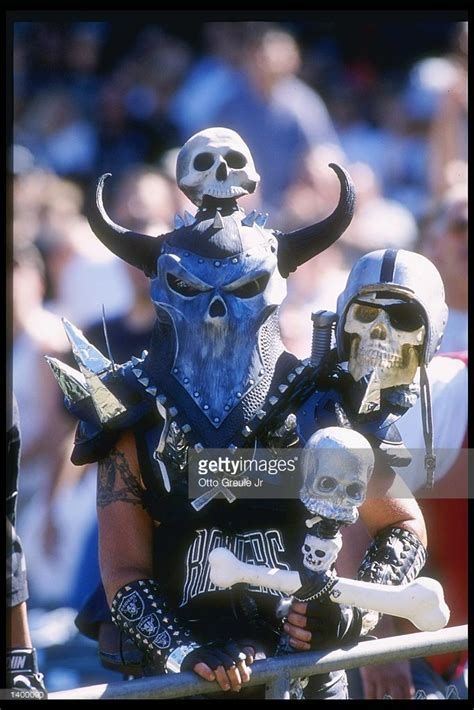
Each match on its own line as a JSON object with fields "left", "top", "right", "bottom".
{"left": 137, "top": 613, "right": 161, "bottom": 638}
{"left": 118, "top": 591, "right": 145, "bottom": 621}
{"left": 153, "top": 630, "right": 171, "bottom": 649}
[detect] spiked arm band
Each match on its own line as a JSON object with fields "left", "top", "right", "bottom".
{"left": 356, "top": 526, "right": 427, "bottom": 634}
{"left": 110, "top": 579, "right": 200, "bottom": 673}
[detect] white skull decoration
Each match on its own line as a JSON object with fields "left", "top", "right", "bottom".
{"left": 300, "top": 427, "right": 374, "bottom": 525}
{"left": 301, "top": 531, "right": 343, "bottom": 572}
{"left": 176, "top": 127, "right": 260, "bottom": 207}
{"left": 344, "top": 296, "right": 426, "bottom": 388}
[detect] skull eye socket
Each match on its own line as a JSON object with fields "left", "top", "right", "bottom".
{"left": 317, "top": 476, "right": 338, "bottom": 493}
{"left": 225, "top": 150, "right": 247, "bottom": 169}
{"left": 167, "top": 273, "right": 202, "bottom": 297}
{"left": 226, "top": 273, "right": 270, "bottom": 298}
{"left": 303, "top": 544, "right": 311, "bottom": 552}
{"left": 193, "top": 152, "right": 215, "bottom": 171}
{"left": 353, "top": 304, "right": 380, "bottom": 323}
{"left": 345, "top": 482, "right": 365, "bottom": 501}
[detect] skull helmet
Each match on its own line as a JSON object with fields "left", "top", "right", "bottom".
{"left": 335, "top": 249, "right": 448, "bottom": 488}
{"left": 300, "top": 427, "right": 374, "bottom": 524}
{"left": 336, "top": 248, "right": 448, "bottom": 372}
{"left": 86, "top": 128, "right": 355, "bottom": 428}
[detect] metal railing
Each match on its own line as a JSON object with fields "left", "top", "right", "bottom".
{"left": 48, "top": 624, "right": 468, "bottom": 700}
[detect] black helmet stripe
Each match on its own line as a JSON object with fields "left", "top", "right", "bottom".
{"left": 380, "top": 249, "right": 398, "bottom": 282}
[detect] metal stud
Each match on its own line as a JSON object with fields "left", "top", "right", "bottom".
{"left": 182, "top": 424, "right": 191, "bottom": 433}
{"left": 241, "top": 210, "right": 257, "bottom": 227}
{"left": 278, "top": 384, "right": 288, "bottom": 394}
{"left": 287, "top": 372, "right": 296, "bottom": 382}
{"left": 256, "top": 410, "right": 266, "bottom": 419}
{"left": 168, "top": 406, "right": 178, "bottom": 417}
{"left": 242, "top": 426, "right": 252, "bottom": 437}
{"left": 132, "top": 368, "right": 143, "bottom": 378}
{"left": 131, "top": 356, "right": 141, "bottom": 366}
{"left": 157, "top": 394, "right": 167, "bottom": 405}
{"left": 174, "top": 214, "right": 185, "bottom": 229}
{"left": 146, "top": 386, "right": 158, "bottom": 396}
{"left": 295, "top": 366, "right": 304, "bottom": 375}
{"left": 194, "top": 443, "right": 204, "bottom": 452}
{"left": 212, "top": 212, "right": 225, "bottom": 230}
{"left": 183, "top": 210, "right": 195, "bottom": 226}
{"left": 138, "top": 377, "right": 149, "bottom": 387}
{"left": 269, "top": 396, "right": 279, "bottom": 406}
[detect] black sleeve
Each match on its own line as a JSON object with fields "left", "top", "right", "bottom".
{"left": 6, "top": 395, "right": 29, "bottom": 607}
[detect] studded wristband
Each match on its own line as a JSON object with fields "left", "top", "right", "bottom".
{"left": 356, "top": 526, "right": 427, "bottom": 633}
{"left": 110, "top": 579, "right": 200, "bottom": 673}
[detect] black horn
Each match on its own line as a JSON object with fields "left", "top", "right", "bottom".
{"left": 87, "top": 173, "right": 166, "bottom": 277}
{"left": 276, "top": 163, "right": 355, "bottom": 278}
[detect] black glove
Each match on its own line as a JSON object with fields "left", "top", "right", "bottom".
{"left": 6, "top": 649, "right": 47, "bottom": 699}
{"left": 181, "top": 639, "right": 256, "bottom": 672}
{"left": 298, "top": 597, "right": 362, "bottom": 651}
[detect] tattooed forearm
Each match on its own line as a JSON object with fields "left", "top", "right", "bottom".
{"left": 97, "top": 447, "right": 145, "bottom": 508}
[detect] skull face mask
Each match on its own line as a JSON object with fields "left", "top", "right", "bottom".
{"left": 300, "top": 427, "right": 374, "bottom": 525}
{"left": 344, "top": 296, "right": 426, "bottom": 388}
{"left": 176, "top": 127, "right": 260, "bottom": 207}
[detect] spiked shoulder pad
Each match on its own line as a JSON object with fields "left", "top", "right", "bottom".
{"left": 46, "top": 319, "right": 156, "bottom": 464}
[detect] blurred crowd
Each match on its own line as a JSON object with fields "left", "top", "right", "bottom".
{"left": 9, "top": 18, "right": 467, "bottom": 694}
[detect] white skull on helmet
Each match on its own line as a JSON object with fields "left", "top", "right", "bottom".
{"left": 176, "top": 127, "right": 260, "bottom": 207}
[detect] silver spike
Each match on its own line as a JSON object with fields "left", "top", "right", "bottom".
{"left": 287, "top": 372, "right": 296, "bottom": 382}
{"left": 146, "top": 386, "right": 157, "bottom": 396}
{"left": 295, "top": 366, "right": 304, "bottom": 375}
{"left": 241, "top": 210, "right": 257, "bottom": 227}
{"left": 212, "top": 211, "right": 225, "bottom": 229}
{"left": 138, "top": 377, "right": 149, "bottom": 387}
{"left": 242, "top": 426, "right": 252, "bottom": 437}
{"left": 255, "top": 212, "right": 268, "bottom": 227}
{"left": 183, "top": 210, "right": 196, "bottom": 227}
{"left": 82, "top": 371, "right": 127, "bottom": 423}
{"left": 278, "top": 384, "right": 288, "bottom": 394}
{"left": 182, "top": 424, "right": 192, "bottom": 434}
{"left": 62, "top": 318, "right": 111, "bottom": 375}
{"left": 269, "top": 396, "right": 279, "bottom": 406}
{"left": 174, "top": 214, "right": 185, "bottom": 229}
{"left": 132, "top": 368, "right": 143, "bottom": 378}
{"left": 168, "top": 406, "right": 178, "bottom": 417}
{"left": 256, "top": 409, "right": 266, "bottom": 420}
{"left": 101, "top": 304, "right": 116, "bottom": 373}
{"left": 45, "top": 356, "right": 89, "bottom": 402}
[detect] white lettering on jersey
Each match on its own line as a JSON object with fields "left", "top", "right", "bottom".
{"left": 180, "top": 528, "right": 290, "bottom": 606}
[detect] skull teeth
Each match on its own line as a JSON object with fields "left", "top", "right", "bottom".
{"left": 359, "top": 349, "right": 403, "bottom": 368}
